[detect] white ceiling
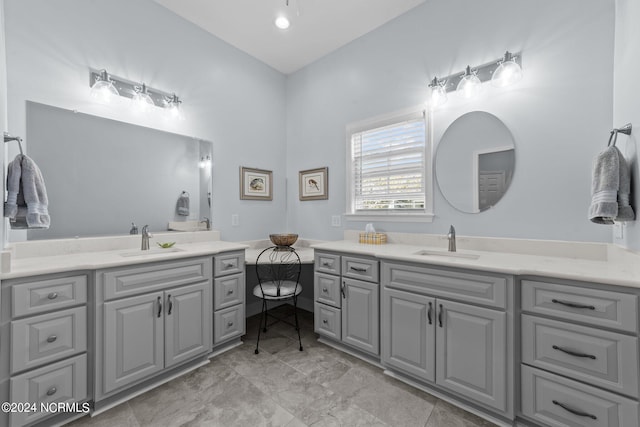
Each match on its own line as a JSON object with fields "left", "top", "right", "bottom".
{"left": 153, "top": 0, "right": 426, "bottom": 74}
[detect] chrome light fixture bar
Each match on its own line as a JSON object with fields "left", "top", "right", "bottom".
{"left": 428, "top": 51, "right": 522, "bottom": 106}
{"left": 89, "top": 68, "right": 182, "bottom": 113}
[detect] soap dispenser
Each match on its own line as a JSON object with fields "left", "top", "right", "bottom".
{"left": 129, "top": 222, "right": 139, "bottom": 235}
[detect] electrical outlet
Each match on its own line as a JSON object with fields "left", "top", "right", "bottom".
{"left": 331, "top": 215, "right": 341, "bottom": 227}
{"left": 231, "top": 214, "right": 239, "bottom": 227}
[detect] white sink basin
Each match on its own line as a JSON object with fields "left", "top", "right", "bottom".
{"left": 120, "top": 247, "right": 184, "bottom": 257}
{"left": 413, "top": 250, "right": 480, "bottom": 260}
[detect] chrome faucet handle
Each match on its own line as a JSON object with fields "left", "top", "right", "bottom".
{"left": 447, "top": 225, "right": 456, "bottom": 252}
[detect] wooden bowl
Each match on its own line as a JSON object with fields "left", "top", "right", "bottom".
{"left": 269, "top": 233, "right": 298, "bottom": 247}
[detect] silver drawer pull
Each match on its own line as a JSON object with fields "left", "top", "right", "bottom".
{"left": 227, "top": 289, "right": 234, "bottom": 295}
{"left": 551, "top": 299, "right": 595, "bottom": 310}
{"left": 47, "top": 292, "right": 58, "bottom": 300}
{"left": 552, "top": 345, "right": 596, "bottom": 359}
{"left": 322, "top": 287, "right": 328, "bottom": 293}
{"left": 322, "top": 261, "right": 331, "bottom": 267}
{"left": 46, "top": 335, "right": 57, "bottom": 343}
{"left": 227, "top": 321, "right": 234, "bottom": 327}
{"left": 322, "top": 319, "right": 328, "bottom": 324}
{"left": 349, "top": 266, "right": 367, "bottom": 272}
{"left": 223, "top": 262, "right": 234, "bottom": 269}
{"left": 46, "top": 387, "right": 57, "bottom": 396}
{"left": 552, "top": 400, "right": 597, "bottom": 420}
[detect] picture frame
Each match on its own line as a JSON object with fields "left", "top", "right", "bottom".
{"left": 299, "top": 167, "right": 328, "bottom": 201}
{"left": 240, "top": 166, "right": 273, "bottom": 200}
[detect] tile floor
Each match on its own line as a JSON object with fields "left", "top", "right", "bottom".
{"left": 69, "top": 305, "right": 497, "bottom": 427}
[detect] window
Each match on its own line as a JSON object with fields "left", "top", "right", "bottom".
{"left": 346, "top": 108, "right": 433, "bottom": 222}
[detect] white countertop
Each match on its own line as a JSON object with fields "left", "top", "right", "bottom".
{"left": 311, "top": 239, "right": 640, "bottom": 289}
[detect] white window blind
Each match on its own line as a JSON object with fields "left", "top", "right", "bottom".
{"left": 350, "top": 113, "right": 426, "bottom": 211}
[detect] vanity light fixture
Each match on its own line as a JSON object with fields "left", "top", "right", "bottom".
{"left": 427, "top": 51, "right": 523, "bottom": 108}
{"left": 275, "top": 16, "right": 290, "bottom": 30}
{"left": 199, "top": 155, "right": 211, "bottom": 169}
{"left": 457, "top": 66, "right": 482, "bottom": 99}
{"left": 89, "top": 69, "right": 184, "bottom": 119}
{"left": 491, "top": 51, "right": 523, "bottom": 88}
{"left": 428, "top": 77, "right": 448, "bottom": 108}
{"left": 89, "top": 69, "right": 119, "bottom": 104}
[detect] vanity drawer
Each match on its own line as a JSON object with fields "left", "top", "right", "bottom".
{"left": 214, "top": 251, "right": 245, "bottom": 277}
{"left": 11, "top": 307, "right": 87, "bottom": 374}
{"left": 315, "top": 302, "right": 341, "bottom": 340}
{"left": 315, "top": 273, "right": 342, "bottom": 308}
{"left": 100, "top": 257, "right": 212, "bottom": 300}
{"left": 11, "top": 275, "right": 87, "bottom": 318}
{"left": 213, "top": 304, "right": 245, "bottom": 343}
{"left": 521, "top": 279, "right": 638, "bottom": 333}
{"left": 521, "top": 365, "right": 639, "bottom": 427}
{"left": 522, "top": 315, "right": 639, "bottom": 397}
{"left": 10, "top": 354, "right": 87, "bottom": 427}
{"left": 342, "top": 256, "right": 379, "bottom": 283}
{"left": 382, "top": 262, "right": 507, "bottom": 309}
{"left": 315, "top": 252, "right": 341, "bottom": 275}
{"left": 213, "top": 273, "right": 245, "bottom": 310}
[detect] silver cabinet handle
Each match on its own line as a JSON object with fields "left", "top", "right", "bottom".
{"left": 223, "top": 262, "right": 234, "bottom": 269}
{"left": 48, "top": 292, "right": 58, "bottom": 300}
{"left": 322, "top": 261, "right": 331, "bottom": 267}
{"left": 227, "top": 321, "right": 234, "bottom": 327}
{"left": 322, "top": 287, "right": 328, "bottom": 293}
{"left": 47, "top": 335, "right": 57, "bottom": 343}
{"left": 227, "top": 289, "right": 234, "bottom": 295}
{"left": 46, "top": 387, "right": 57, "bottom": 396}
{"left": 322, "top": 319, "right": 328, "bottom": 324}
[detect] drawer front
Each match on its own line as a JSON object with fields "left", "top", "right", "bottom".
{"left": 214, "top": 251, "right": 245, "bottom": 277}
{"left": 214, "top": 304, "right": 245, "bottom": 344}
{"left": 11, "top": 307, "right": 87, "bottom": 374}
{"left": 10, "top": 354, "right": 87, "bottom": 427}
{"left": 101, "top": 257, "right": 212, "bottom": 300}
{"left": 382, "top": 262, "right": 507, "bottom": 309}
{"left": 314, "top": 302, "right": 341, "bottom": 340}
{"left": 522, "top": 315, "right": 639, "bottom": 397}
{"left": 342, "top": 256, "right": 379, "bottom": 283}
{"left": 315, "top": 252, "right": 341, "bottom": 275}
{"left": 11, "top": 275, "right": 87, "bottom": 318}
{"left": 315, "top": 272, "right": 342, "bottom": 308}
{"left": 522, "top": 279, "right": 638, "bottom": 333}
{"left": 214, "top": 273, "right": 245, "bottom": 310}
{"left": 521, "top": 365, "right": 639, "bottom": 427}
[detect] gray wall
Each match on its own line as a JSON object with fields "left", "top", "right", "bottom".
{"left": 285, "top": 0, "right": 615, "bottom": 243}
{"left": 4, "top": 0, "right": 287, "bottom": 242}
{"left": 613, "top": 0, "right": 640, "bottom": 251}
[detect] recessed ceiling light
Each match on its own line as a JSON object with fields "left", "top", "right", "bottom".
{"left": 275, "top": 16, "right": 290, "bottom": 30}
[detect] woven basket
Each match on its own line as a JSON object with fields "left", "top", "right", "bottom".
{"left": 359, "top": 232, "right": 387, "bottom": 245}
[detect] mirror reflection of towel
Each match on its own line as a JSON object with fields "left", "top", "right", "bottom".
{"left": 177, "top": 192, "right": 190, "bottom": 216}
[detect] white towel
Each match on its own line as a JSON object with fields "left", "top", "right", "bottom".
{"left": 4, "top": 154, "right": 50, "bottom": 229}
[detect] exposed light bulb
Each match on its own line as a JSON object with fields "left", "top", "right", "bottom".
{"left": 491, "top": 51, "right": 523, "bottom": 88}
{"left": 131, "top": 84, "right": 154, "bottom": 113}
{"left": 165, "top": 94, "right": 184, "bottom": 121}
{"left": 457, "top": 66, "right": 481, "bottom": 99}
{"left": 275, "top": 16, "right": 290, "bottom": 29}
{"left": 89, "top": 70, "right": 119, "bottom": 104}
{"left": 199, "top": 155, "right": 211, "bottom": 169}
{"left": 428, "top": 77, "right": 447, "bottom": 109}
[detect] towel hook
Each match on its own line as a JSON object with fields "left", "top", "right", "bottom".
{"left": 608, "top": 123, "right": 633, "bottom": 147}
{"left": 3, "top": 132, "right": 24, "bottom": 156}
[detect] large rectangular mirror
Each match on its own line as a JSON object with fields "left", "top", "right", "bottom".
{"left": 10, "top": 101, "right": 213, "bottom": 240}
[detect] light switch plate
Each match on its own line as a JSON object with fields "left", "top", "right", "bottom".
{"left": 231, "top": 214, "right": 239, "bottom": 226}
{"left": 331, "top": 215, "right": 341, "bottom": 227}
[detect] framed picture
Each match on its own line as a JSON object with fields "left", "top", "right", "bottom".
{"left": 299, "top": 167, "right": 328, "bottom": 201}
{"left": 240, "top": 166, "right": 273, "bottom": 200}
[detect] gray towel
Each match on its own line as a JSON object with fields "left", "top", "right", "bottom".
{"left": 4, "top": 154, "right": 50, "bottom": 229}
{"left": 176, "top": 192, "right": 190, "bottom": 216}
{"left": 589, "top": 146, "right": 635, "bottom": 224}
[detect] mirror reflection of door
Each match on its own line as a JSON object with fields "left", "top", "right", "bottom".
{"left": 473, "top": 148, "right": 515, "bottom": 212}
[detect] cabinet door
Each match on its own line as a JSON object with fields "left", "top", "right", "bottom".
{"left": 165, "top": 282, "right": 211, "bottom": 368}
{"left": 435, "top": 299, "right": 506, "bottom": 412}
{"left": 382, "top": 288, "right": 435, "bottom": 382}
{"left": 341, "top": 278, "right": 379, "bottom": 355}
{"left": 103, "top": 292, "right": 164, "bottom": 394}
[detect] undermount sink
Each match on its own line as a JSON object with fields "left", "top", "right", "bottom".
{"left": 120, "top": 247, "right": 185, "bottom": 257}
{"left": 413, "top": 250, "right": 480, "bottom": 260}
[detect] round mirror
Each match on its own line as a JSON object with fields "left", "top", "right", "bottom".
{"left": 435, "top": 111, "right": 515, "bottom": 213}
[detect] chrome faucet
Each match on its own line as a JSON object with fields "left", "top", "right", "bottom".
{"left": 200, "top": 217, "right": 210, "bottom": 230}
{"left": 141, "top": 225, "right": 152, "bottom": 250}
{"left": 447, "top": 225, "right": 456, "bottom": 252}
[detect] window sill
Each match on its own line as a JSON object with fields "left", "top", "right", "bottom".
{"left": 343, "top": 212, "right": 434, "bottom": 223}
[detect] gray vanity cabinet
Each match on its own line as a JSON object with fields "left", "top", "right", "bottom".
{"left": 341, "top": 278, "right": 379, "bottom": 355}
{"left": 95, "top": 257, "right": 212, "bottom": 401}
